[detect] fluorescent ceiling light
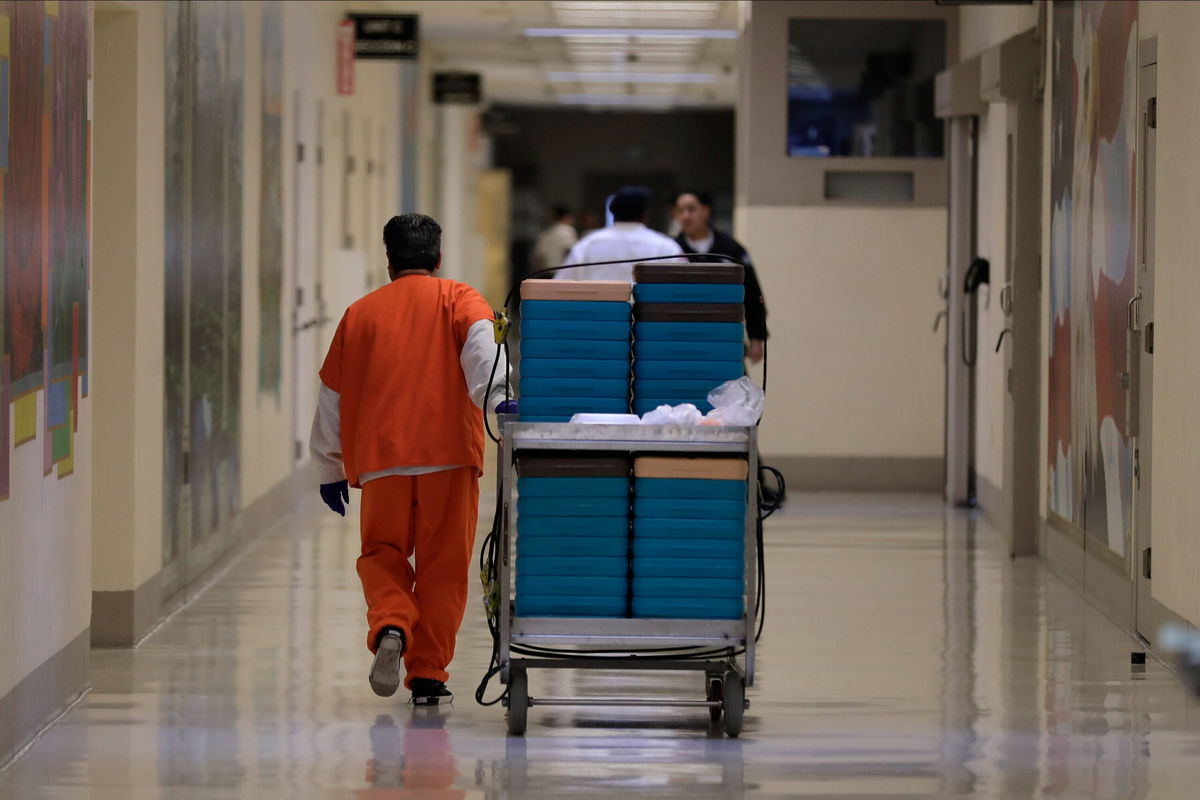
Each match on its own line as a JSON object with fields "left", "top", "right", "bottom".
{"left": 548, "top": 71, "right": 715, "bottom": 84}
{"left": 526, "top": 28, "right": 737, "bottom": 39}
{"left": 556, "top": 92, "right": 702, "bottom": 107}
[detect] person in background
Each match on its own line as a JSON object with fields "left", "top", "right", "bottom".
{"left": 531, "top": 204, "right": 577, "bottom": 272}
{"left": 555, "top": 186, "right": 682, "bottom": 282}
{"left": 673, "top": 190, "right": 769, "bottom": 363}
{"left": 310, "top": 213, "right": 516, "bottom": 707}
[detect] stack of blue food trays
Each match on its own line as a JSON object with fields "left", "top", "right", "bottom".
{"left": 631, "top": 264, "right": 745, "bottom": 415}
{"left": 631, "top": 456, "right": 748, "bottom": 620}
{"left": 514, "top": 454, "right": 632, "bottom": 618}
{"left": 518, "top": 279, "right": 633, "bottom": 422}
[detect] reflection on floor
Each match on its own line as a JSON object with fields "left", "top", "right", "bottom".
{"left": 3, "top": 493, "right": 1200, "bottom": 798}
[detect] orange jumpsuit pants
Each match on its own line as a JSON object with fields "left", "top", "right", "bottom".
{"left": 357, "top": 467, "right": 480, "bottom": 687}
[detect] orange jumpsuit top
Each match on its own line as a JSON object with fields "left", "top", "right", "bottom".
{"left": 319, "top": 275, "right": 495, "bottom": 487}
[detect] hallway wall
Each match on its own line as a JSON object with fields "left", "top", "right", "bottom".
{"left": 736, "top": 1, "right": 954, "bottom": 490}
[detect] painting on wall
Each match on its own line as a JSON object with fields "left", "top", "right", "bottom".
{"left": 1, "top": 0, "right": 91, "bottom": 501}
{"left": 1048, "top": 0, "right": 1137, "bottom": 557}
{"left": 163, "top": 0, "right": 243, "bottom": 565}
{"left": 258, "top": 1, "right": 283, "bottom": 402}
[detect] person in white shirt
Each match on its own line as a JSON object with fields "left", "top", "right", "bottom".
{"left": 531, "top": 204, "right": 578, "bottom": 271}
{"left": 554, "top": 186, "right": 683, "bottom": 282}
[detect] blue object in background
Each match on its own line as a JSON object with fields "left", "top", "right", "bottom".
{"left": 517, "top": 595, "right": 626, "bottom": 618}
{"left": 518, "top": 477, "right": 631, "bottom": 498}
{"left": 517, "top": 555, "right": 629, "bottom": 577}
{"left": 633, "top": 321, "right": 745, "bottom": 342}
{"left": 635, "top": 497, "right": 746, "bottom": 520}
{"left": 521, "top": 300, "right": 632, "bottom": 322}
{"left": 632, "top": 556, "right": 744, "bottom": 579}
{"left": 633, "top": 576, "right": 743, "bottom": 598}
{"left": 521, "top": 318, "right": 631, "bottom": 341}
{"left": 634, "top": 339, "right": 745, "bottom": 362}
{"left": 633, "top": 537, "right": 744, "bottom": 560}
{"left": 517, "top": 575, "right": 627, "bottom": 598}
{"left": 633, "top": 283, "right": 745, "bottom": 304}
{"left": 634, "top": 478, "right": 746, "bottom": 500}
{"left": 632, "top": 517, "right": 744, "bottom": 540}
{"left": 520, "top": 535, "right": 630, "bottom": 558}
{"left": 521, "top": 396, "right": 630, "bottom": 418}
{"left": 522, "top": 338, "right": 632, "bottom": 360}
{"left": 518, "top": 495, "right": 631, "bottom": 518}
{"left": 632, "top": 596, "right": 743, "bottom": 620}
{"left": 632, "top": 358, "right": 744, "bottom": 381}
{"left": 632, "top": 378, "right": 722, "bottom": 397}
{"left": 520, "top": 357, "right": 630, "bottom": 379}
{"left": 520, "top": 377, "right": 629, "bottom": 399}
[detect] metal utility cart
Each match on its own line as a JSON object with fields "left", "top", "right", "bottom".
{"left": 495, "top": 420, "right": 758, "bottom": 737}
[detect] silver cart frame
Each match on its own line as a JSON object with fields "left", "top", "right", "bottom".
{"left": 495, "top": 420, "right": 758, "bottom": 737}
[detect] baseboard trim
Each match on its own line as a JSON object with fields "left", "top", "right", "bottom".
{"left": 764, "top": 455, "right": 942, "bottom": 492}
{"left": 91, "top": 570, "right": 163, "bottom": 648}
{"left": 0, "top": 627, "right": 90, "bottom": 771}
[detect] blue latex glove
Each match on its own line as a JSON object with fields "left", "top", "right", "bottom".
{"left": 495, "top": 399, "right": 519, "bottom": 415}
{"left": 320, "top": 480, "right": 349, "bottom": 516}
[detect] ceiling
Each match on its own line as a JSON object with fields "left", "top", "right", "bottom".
{"left": 367, "top": 0, "right": 741, "bottom": 109}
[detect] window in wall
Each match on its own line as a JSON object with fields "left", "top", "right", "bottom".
{"left": 787, "top": 19, "right": 946, "bottom": 158}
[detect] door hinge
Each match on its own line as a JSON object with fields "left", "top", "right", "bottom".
{"left": 1143, "top": 547, "right": 1152, "bottom": 580}
{"left": 346, "top": 155, "right": 356, "bottom": 174}
{"left": 1145, "top": 322, "right": 1155, "bottom": 354}
{"left": 297, "top": 142, "right": 305, "bottom": 163}
{"left": 1148, "top": 97, "right": 1157, "bottom": 129}
{"left": 294, "top": 439, "right": 303, "bottom": 462}
{"left": 182, "top": 451, "right": 190, "bottom": 485}
{"left": 317, "top": 146, "right": 324, "bottom": 166}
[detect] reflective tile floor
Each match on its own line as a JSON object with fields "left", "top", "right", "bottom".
{"left": 4, "top": 493, "right": 1200, "bottom": 798}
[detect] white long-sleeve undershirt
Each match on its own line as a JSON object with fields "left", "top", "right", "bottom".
{"left": 309, "top": 318, "right": 510, "bottom": 485}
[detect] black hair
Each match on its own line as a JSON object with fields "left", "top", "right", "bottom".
{"left": 609, "top": 186, "right": 650, "bottom": 222}
{"left": 551, "top": 204, "right": 572, "bottom": 220}
{"left": 675, "top": 189, "right": 713, "bottom": 210}
{"left": 383, "top": 213, "right": 442, "bottom": 272}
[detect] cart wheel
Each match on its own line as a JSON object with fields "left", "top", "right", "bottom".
{"left": 721, "top": 671, "right": 745, "bottom": 738}
{"left": 507, "top": 669, "right": 529, "bottom": 736}
{"left": 706, "top": 678, "right": 723, "bottom": 722}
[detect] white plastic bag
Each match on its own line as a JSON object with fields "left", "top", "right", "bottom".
{"left": 640, "top": 403, "right": 704, "bottom": 426}
{"left": 704, "top": 377, "right": 765, "bottom": 426}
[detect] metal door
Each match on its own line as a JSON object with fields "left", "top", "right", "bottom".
{"left": 291, "top": 90, "right": 322, "bottom": 464}
{"left": 1134, "top": 44, "right": 1167, "bottom": 641}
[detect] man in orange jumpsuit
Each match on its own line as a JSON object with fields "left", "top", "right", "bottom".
{"left": 310, "top": 213, "right": 514, "bottom": 705}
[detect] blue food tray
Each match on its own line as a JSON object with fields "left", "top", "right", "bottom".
{"left": 521, "top": 300, "right": 632, "bottom": 322}
{"left": 519, "top": 415, "right": 573, "bottom": 423}
{"left": 522, "top": 339, "right": 631, "bottom": 361}
{"left": 633, "top": 321, "right": 744, "bottom": 342}
{"left": 521, "top": 376, "right": 629, "bottom": 399}
{"left": 634, "top": 478, "right": 746, "bottom": 500}
{"left": 633, "top": 399, "right": 714, "bottom": 415}
{"left": 632, "top": 596, "right": 743, "bottom": 620}
{"left": 521, "top": 319, "right": 631, "bottom": 341}
{"left": 634, "top": 537, "right": 743, "bottom": 560}
{"left": 519, "top": 555, "right": 628, "bottom": 577}
{"left": 633, "top": 378, "right": 722, "bottom": 397}
{"left": 635, "top": 497, "right": 745, "bottom": 520}
{"left": 518, "top": 595, "right": 627, "bottom": 618}
{"left": 518, "top": 495, "right": 630, "bottom": 518}
{"left": 520, "top": 536, "right": 629, "bottom": 559}
{"left": 633, "top": 283, "right": 745, "bottom": 304}
{"left": 520, "top": 396, "right": 630, "bottom": 417}
{"left": 520, "top": 358, "right": 630, "bottom": 379}
{"left": 633, "top": 557, "right": 745, "bottom": 579}
{"left": 517, "top": 575, "right": 627, "bottom": 597}
{"left": 632, "top": 359, "right": 744, "bottom": 381}
{"left": 633, "top": 518, "right": 743, "bottom": 540}
{"left": 632, "top": 576, "right": 743, "bottom": 598}
{"left": 518, "top": 477, "right": 630, "bottom": 499}
{"left": 635, "top": 339, "right": 744, "bottom": 362}
{"left": 520, "top": 516, "right": 629, "bottom": 538}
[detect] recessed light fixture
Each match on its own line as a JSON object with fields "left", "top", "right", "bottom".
{"left": 547, "top": 71, "right": 716, "bottom": 84}
{"left": 526, "top": 28, "right": 737, "bottom": 39}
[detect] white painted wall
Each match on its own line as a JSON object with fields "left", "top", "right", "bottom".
{"left": 735, "top": 206, "right": 946, "bottom": 459}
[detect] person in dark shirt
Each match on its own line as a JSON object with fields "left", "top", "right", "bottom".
{"left": 673, "top": 191, "right": 769, "bottom": 363}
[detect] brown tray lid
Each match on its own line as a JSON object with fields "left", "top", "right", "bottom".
{"left": 633, "top": 263, "right": 744, "bottom": 284}
{"left": 634, "top": 303, "right": 745, "bottom": 323}
{"left": 634, "top": 457, "right": 749, "bottom": 480}
{"left": 521, "top": 279, "right": 632, "bottom": 302}
{"left": 516, "top": 453, "right": 633, "bottom": 478}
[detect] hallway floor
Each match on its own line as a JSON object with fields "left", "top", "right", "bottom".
{"left": 3, "top": 493, "right": 1199, "bottom": 798}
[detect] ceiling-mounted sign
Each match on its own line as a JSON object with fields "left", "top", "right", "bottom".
{"left": 337, "top": 20, "right": 355, "bottom": 94}
{"left": 433, "top": 72, "right": 482, "bottom": 105}
{"left": 346, "top": 13, "right": 419, "bottom": 60}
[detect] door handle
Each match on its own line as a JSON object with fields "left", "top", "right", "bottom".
{"left": 1128, "top": 293, "right": 1143, "bottom": 333}
{"left": 933, "top": 310, "right": 947, "bottom": 333}
{"left": 995, "top": 328, "right": 1011, "bottom": 353}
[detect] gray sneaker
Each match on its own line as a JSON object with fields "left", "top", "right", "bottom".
{"left": 369, "top": 630, "right": 406, "bottom": 697}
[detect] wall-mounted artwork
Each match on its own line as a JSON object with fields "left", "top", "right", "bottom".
{"left": 163, "top": 0, "right": 243, "bottom": 566}
{"left": 1048, "top": 0, "right": 1137, "bottom": 557}
{"left": 258, "top": 1, "right": 283, "bottom": 402}
{"left": 1, "top": 0, "right": 91, "bottom": 501}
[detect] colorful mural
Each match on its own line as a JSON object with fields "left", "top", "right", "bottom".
{"left": 1048, "top": 0, "right": 1138, "bottom": 557}
{"left": 0, "top": 0, "right": 91, "bottom": 501}
{"left": 163, "top": 0, "right": 243, "bottom": 563}
{"left": 258, "top": 1, "right": 283, "bottom": 401}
